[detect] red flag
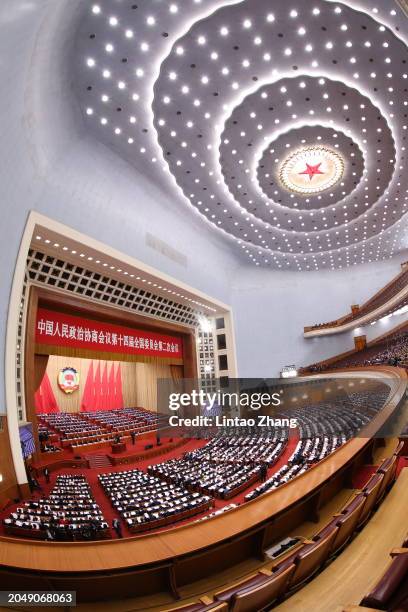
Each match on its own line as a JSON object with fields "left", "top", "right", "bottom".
{"left": 101, "top": 363, "right": 109, "bottom": 411}
{"left": 93, "top": 362, "right": 101, "bottom": 412}
{"left": 34, "top": 382, "right": 44, "bottom": 413}
{"left": 115, "top": 364, "right": 124, "bottom": 410}
{"left": 35, "top": 373, "right": 59, "bottom": 414}
{"left": 108, "top": 363, "right": 116, "bottom": 410}
{"left": 81, "top": 361, "right": 94, "bottom": 412}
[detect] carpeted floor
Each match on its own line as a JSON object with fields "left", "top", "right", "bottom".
{"left": 0, "top": 437, "right": 207, "bottom": 538}
{"left": 397, "top": 456, "right": 408, "bottom": 478}
{"left": 1, "top": 435, "right": 300, "bottom": 540}
{"left": 352, "top": 465, "right": 378, "bottom": 489}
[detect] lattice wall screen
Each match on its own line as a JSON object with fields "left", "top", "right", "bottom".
{"left": 198, "top": 330, "right": 216, "bottom": 392}
{"left": 27, "top": 250, "right": 204, "bottom": 326}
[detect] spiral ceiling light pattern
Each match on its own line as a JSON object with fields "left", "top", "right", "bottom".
{"left": 75, "top": 0, "right": 408, "bottom": 270}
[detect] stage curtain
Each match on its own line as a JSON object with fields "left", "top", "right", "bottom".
{"left": 135, "top": 360, "right": 172, "bottom": 411}
{"left": 34, "top": 354, "right": 49, "bottom": 392}
{"left": 108, "top": 363, "right": 116, "bottom": 410}
{"left": 34, "top": 385, "right": 43, "bottom": 413}
{"left": 93, "top": 362, "right": 101, "bottom": 411}
{"left": 101, "top": 363, "right": 109, "bottom": 411}
{"left": 35, "top": 373, "right": 59, "bottom": 414}
{"left": 116, "top": 364, "right": 124, "bottom": 409}
{"left": 170, "top": 365, "right": 183, "bottom": 381}
{"left": 80, "top": 361, "right": 94, "bottom": 412}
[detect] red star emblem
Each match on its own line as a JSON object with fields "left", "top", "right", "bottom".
{"left": 299, "top": 162, "right": 325, "bottom": 181}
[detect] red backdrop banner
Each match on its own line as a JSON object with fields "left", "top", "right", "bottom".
{"left": 36, "top": 308, "right": 183, "bottom": 359}
{"left": 35, "top": 373, "right": 59, "bottom": 414}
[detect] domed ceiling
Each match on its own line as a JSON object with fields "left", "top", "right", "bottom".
{"left": 74, "top": 0, "right": 408, "bottom": 271}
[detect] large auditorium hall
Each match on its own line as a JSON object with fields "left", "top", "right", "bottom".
{"left": 2, "top": 1, "right": 408, "bottom": 611}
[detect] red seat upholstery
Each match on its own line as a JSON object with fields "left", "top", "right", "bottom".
{"left": 357, "top": 473, "right": 383, "bottom": 528}
{"left": 313, "top": 519, "right": 339, "bottom": 543}
{"left": 376, "top": 456, "right": 397, "bottom": 503}
{"left": 328, "top": 495, "right": 365, "bottom": 553}
{"left": 394, "top": 440, "right": 405, "bottom": 458}
{"left": 229, "top": 564, "right": 296, "bottom": 612}
{"left": 287, "top": 530, "right": 338, "bottom": 588}
{"left": 361, "top": 553, "right": 408, "bottom": 611}
{"left": 215, "top": 574, "right": 270, "bottom": 603}
{"left": 168, "top": 601, "right": 228, "bottom": 612}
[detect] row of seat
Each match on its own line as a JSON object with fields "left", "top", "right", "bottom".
{"left": 3, "top": 474, "right": 109, "bottom": 541}
{"left": 166, "top": 444, "right": 402, "bottom": 612}
{"left": 98, "top": 468, "right": 212, "bottom": 533}
{"left": 308, "top": 330, "right": 408, "bottom": 372}
{"left": 148, "top": 457, "right": 261, "bottom": 499}
{"left": 184, "top": 434, "right": 288, "bottom": 466}
{"left": 308, "top": 267, "right": 408, "bottom": 330}
{"left": 39, "top": 407, "right": 162, "bottom": 448}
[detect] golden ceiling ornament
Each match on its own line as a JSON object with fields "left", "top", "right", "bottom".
{"left": 279, "top": 146, "right": 345, "bottom": 195}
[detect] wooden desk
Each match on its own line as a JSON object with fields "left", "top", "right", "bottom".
{"left": 275, "top": 468, "right": 408, "bottom": 612}
{"left": 111, "top": 442, "right": 127, "bottom": 454}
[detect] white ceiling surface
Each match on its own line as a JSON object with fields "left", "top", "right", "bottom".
{"left": 75, "top": 0, "right": 408, "bottom": 271}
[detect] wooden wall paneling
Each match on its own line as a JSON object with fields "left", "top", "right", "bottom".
{"left": 135, "top": 361, "right": 172, "bottom": 411}
{"left": 0, "top": 417, "right": 20, "bottom": 507}
{"left": 34, "top": 355, "right": 49, "bottom": 392}
{"left": 182, "top": 331, "right": 198, "bottom": 379}
{"left": 46, "top": 355, "right": 92, "bottom": 413}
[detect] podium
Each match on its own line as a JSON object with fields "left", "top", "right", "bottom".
{"left": 111, "top": 442, "right": 126, "bottom": 454}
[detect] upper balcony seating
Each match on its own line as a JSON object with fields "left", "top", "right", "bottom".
{"left": 305, "top": 265, "right": 408, "bottom": 333}
{"left": 306, "top": 328, "right": 408, "bottom": 373}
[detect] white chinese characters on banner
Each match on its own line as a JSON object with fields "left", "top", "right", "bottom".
{"left": 36, "top": 319, "right": 180, "bottom": 353}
